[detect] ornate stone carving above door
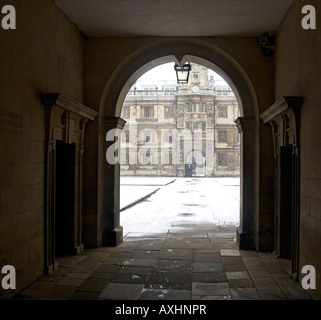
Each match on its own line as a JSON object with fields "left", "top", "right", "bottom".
{"left": 260, "top": 96, "right": 303, "bottom": 280}
{"left": 41, "top": 93, "right": 98, "bottom": 273}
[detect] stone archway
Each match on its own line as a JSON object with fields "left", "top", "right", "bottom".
{"left": 97, "top": 38, "right": 260, "bottom": 250}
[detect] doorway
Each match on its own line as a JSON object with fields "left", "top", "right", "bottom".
{"left": 276, "top": 145, "right": 293, "bottom": 259}
{"left": 55, "top": 140, "right": 76, "bottom": 257}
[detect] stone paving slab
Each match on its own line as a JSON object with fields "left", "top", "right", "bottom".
{"left": 222, "top": 256, "right": 244, "bottom": 265}
{"left": 230, "top": 288, "right": 261, "bottom": 300}
{"left": 224, "top": 264, "right": 248, "bottom": 272}
{"left": 155, "top": 259, "right": 192, "bottom": 269}
{"left": 12, "top": 228, "right": 313, "bottom": 301}
{"left": 228, "top": 279, "right": 254, "bottom": 288}
{"left": 158, "top": 249, "right": 194, "bottom": 260}
{"left": 194, "top": 253, "right": 222, "bottom": 262}
{"left": 145, "top": 283, "right": 191, "bottom": 291}
{"left": 56, "top": 273, "right": 90, "bottom": 287}
{"left": 110, "top": 273, "right": 148, "bottom": 284}
{"left": 139, "top": 288, "right": 191, "bottom": 300}
{"left": 220, "top": 249, "right": 241, "bottom": 256}
{"left": 69, "top": 291, "right": 100, "bottom": 300}
{"left": 77, "top": 278, "right": 110, "bottom": 292}
{"left": 146, "top": 270, "right": 192, "bottom": 285}
{"left": 119, "top": 259, "right": 157, "bottom": 267}
{"left": 98, "top": 283, "right": 144, "bottom": 300}
{"left": 88, "top": 273, "right": 116, "bottom": 281}
{"left": 257, "top": 289, "right": 287, "bottom": 300}
{"left": 192, "top": 272, "right": 227, "bottom": 283}
{"left": 116, "top": 266, "right": 153, "bottom": 276}
{"left": 130, "top": 249, "right": 159, "bottom": 259}
{"left": 192, "top": 262, "right": 224, "bottom": 273}
{"left": 192, "top": 282, "right": 230, "bottom": 296}
{"left": 192, "top": 294, "right": 232, "bottom": 300}
{"left": 226, "top": 271, "right": 250, "bottom": 280}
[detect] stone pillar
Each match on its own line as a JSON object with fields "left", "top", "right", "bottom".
{"left": 100, "top": 116, "right": 126, "bottom": 246}
{"left": 235, "top": 117, "right": 256, "bottom": 250}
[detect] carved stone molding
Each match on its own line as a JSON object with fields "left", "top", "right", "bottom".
{"left": 104, "top": 116, "right": 126, "bottom": 131}
{"left": 41, "top": 93, "right": 98, "bottom": 273}
{"left": 260, "top": 96, "right": 303, "bottom": 156}
{"left": 235, "top": 117, "right": 255, "bottom": 133}
{"left": 42, "top": 93, "right": 98, "bottom": 148}
{"left": 260, "top": 96, "right": 303, "bottom": 279}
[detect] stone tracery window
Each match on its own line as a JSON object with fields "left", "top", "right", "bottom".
{"left": 218, "top": 106, "right": 228, "bottom": 118}
{"left": 141, "top": 106, "right": 154, "bottom": 118}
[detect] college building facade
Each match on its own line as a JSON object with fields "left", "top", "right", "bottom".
{"left": 120, "top": 64, "right": 240, "bottom": 177}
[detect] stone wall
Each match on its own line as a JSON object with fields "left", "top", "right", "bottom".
{"left": 0, "top": 0, "right": 85, "bottom": 299}
{"left": 275, "top": 0, "right": 321, "bottom": 299}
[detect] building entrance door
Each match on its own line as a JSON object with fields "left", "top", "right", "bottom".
{"left": 276, "top": 145, "right": 293, "bottom": 259}
{"left": 55, "top": 140, "right": 76, "bottom": 257}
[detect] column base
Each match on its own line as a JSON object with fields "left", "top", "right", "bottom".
{"left": 45, "top": 260, "right": 59, "bottom": 274}
{"left": 236, "top": 227, "right": 255, "bottom": 250}
{"left": 102, "top": 226, "right": 123, "bottom": 247}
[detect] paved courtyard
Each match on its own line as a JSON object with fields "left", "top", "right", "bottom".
{"left": 120, "top": 177, "right": 240, "bottom": 235}
{"left": 13, "top": 177, "right": 311, "bottom": 300}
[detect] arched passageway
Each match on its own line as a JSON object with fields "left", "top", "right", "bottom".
{"left": 97, "top": 38, "right": 260, "bottom": 251}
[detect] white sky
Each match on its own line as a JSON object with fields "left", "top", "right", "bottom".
{"left": 138, "top": 62, "right": 228, "bottom": 84}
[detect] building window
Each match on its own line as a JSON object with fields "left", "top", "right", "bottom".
{"left": 192, "top": 122, "right": 199, "bottom": 131}
{"left": 186, "top": 121, "right": 201, "bottom": 131}
{"left": 164, "top": 152, "right": 173, "bottom": 165}
{"left": 140, "top": 130, "right": 154, "bottom": 142}
{"left": 202, "top": 122, "right": 206, "bottom": 131}
{"left": 141, "top": 106, "right": 154, "bottom": 118}
{"left": 164, "top": 107, "right": 174, "bottom": 118}
{"left": 218, "top": 154, "right": 227, "bottom": 166}
{"left": 121, "top": 107, "right": 130, "bottom": 119}
{"left": 218, "top": 130, "right": 227, "bottom": 143}
{"left": 218, "top": 106, "right": 228, "bottom": 118}
{"left": 122, "top": 131, "right": 130, "bottom": 143}
{"left": 125, "top": 152, "right": 129, "bottom": 164}
{"left": 191, "top": 103, "right": 199, "bottom": 112}
{"left": 164, "top": 131, "right": 173, "bottom": 143}
{"left": 202, "top": 104, "right": 206, "bottom": 113}
{"left": 186, "top": 102, "right": 191, "bottom": 113}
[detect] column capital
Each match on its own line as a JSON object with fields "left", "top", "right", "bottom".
{"left": 260, "top": 96, "right": 303, "bottom": 124}
{"left": 235, "top": 117, "right": 256, "bottom": 133}
{"left": 104, "top": 116, "right": 126, "bottom": 131}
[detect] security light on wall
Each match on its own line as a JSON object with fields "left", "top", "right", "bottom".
{"left": 174, "top": 62, "right": 191, "bottom": 83}
{"left": 259, "top": 34, "right": 275, "bottom": 57}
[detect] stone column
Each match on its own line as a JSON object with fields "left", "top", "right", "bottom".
{"left": 235, "top": 117, "right": 256, "bottom": 250}
{"left": 100, "top": 116, "right": 126, "bottom": 246}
